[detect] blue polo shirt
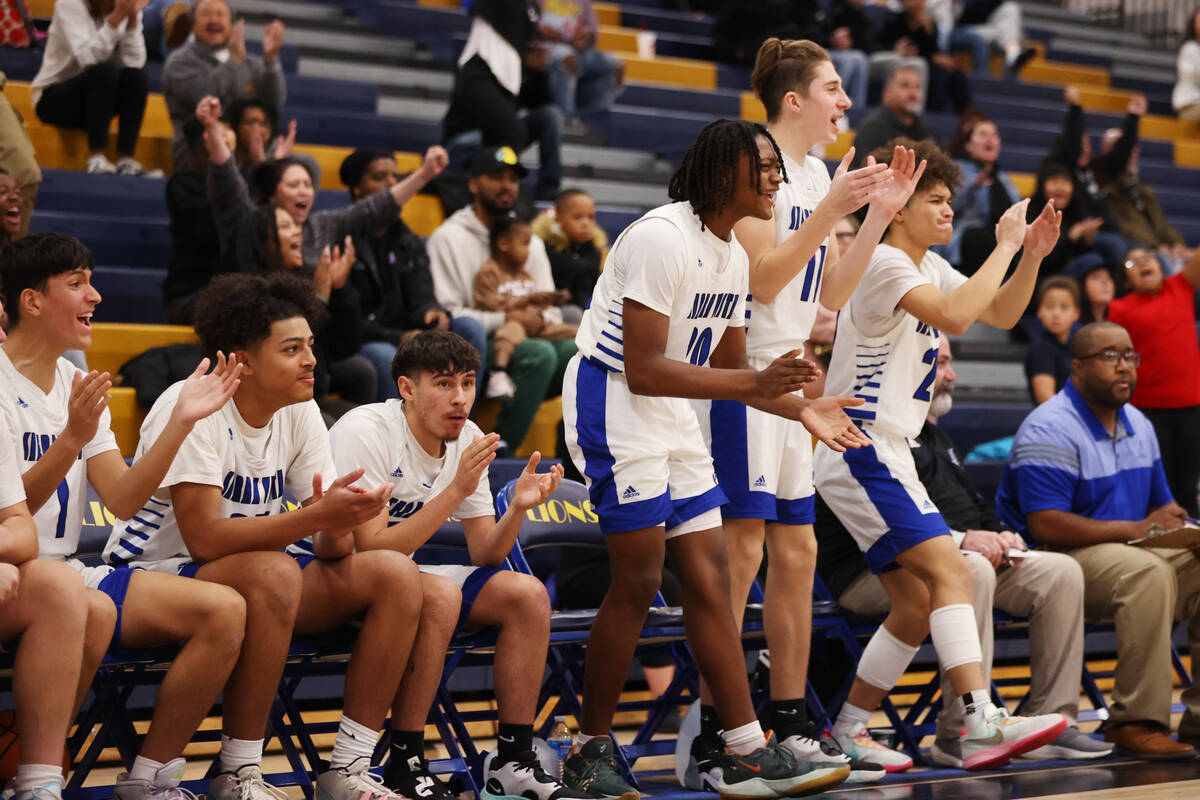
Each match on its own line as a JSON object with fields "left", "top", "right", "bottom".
{"left": 996, "top": 380, "right": 1173, "bottom": 541}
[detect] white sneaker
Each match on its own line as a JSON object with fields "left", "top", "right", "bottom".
{"left": 486, "top": 371, "right": 516, "bottom": 399}
{"left": 86, "top": 154, "right": 117, "bottom": 174}
{"left": 833, "top": 723, "right": 913, "bottom": 773}
{"left": 208, "top": 765, "right": 289, "bottom": 800}
{"left": 315, "top": 758, "right": 403, "bottom": 800}
{"left": 482, "top": 749, "right": 595, "bottom": 800}
{"left": 960, "top": 705, "right": 1067, "bottom": 771}
{"left": 115, "top": 157, "right": 164, "bottom": 178}
{"left": 114, "top": 758, "right": 198, "bottom": 800}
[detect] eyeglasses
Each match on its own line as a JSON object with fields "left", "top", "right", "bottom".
{"left": 1124, "top": 252, "right": 1155, "bottom": 270}
{"left": 1077, "top": 349, "right": 1142, "bottom": 367}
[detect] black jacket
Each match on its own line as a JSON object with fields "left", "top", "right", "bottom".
{"left": 163, "top": 169, "right": 221, "bottom": 309}
{"left": 348, "top": 219, "right": 446, "bottom": 346}
{"left": 547, "top": 239, "right": 602, "bottom": 310}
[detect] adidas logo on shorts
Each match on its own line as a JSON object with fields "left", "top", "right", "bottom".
{"left": 622, "top": 485, "right": 640, "bottom": 499}
{"left": 754, "top": 475, "right": 767, "bottom": 488}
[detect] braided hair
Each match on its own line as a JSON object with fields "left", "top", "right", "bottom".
{"left": 668, "top": 119, "right": 786, "bottom": 229}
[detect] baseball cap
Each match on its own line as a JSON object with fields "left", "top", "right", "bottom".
{"left": 469, "top": 145, "right": 529, "bottom": 178}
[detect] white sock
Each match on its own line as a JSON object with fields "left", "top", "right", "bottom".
{"left": 962, "top": 690, "right": 994, "bottom": 734}
{"left": 833, "top": 702, "right": 872, "bottom": 737}
{"left": 129, "top": 755, "right": 164, "bottom": 783}
{"left": 722, "top": 721, "right": 766, "bottom": 755}
{"left": 13, "top": 765, "right": 63, "bottom": 800}
{"left": 574, "top": 732, "right": 595, "bottom": 748}
{"left": 329, "top": 716, "right": 379, "bottom": 769}
{"left": 219, "top": 736, "right": 264, "bottom": 774}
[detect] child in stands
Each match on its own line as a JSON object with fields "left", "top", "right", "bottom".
{"left": 533, "top": 188, "right": 607, "bottom": 322}
{"left": 1025, "top": 275, "right": 1080, "bottom": 404}
{"left": 0, "top": 232, "right": 249, "bottom": 800}
{"left": 104, "top": 271, "right": 422, "bottom": 800}
{"left": 474, "top": 215, "right": 576, "bottom": 400}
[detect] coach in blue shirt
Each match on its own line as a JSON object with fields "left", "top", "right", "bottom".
{"left": 997, "top": 320, "right": 1197, "bottom": 761}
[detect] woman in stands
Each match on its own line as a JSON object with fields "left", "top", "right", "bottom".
{"left": 944, "top": 111, "right": 1023, "bottom": 275}
{"left": 1174, "top": 9, "right": 1200, "bottom": 122}
{"left": 687, "top": 37, "right": 923, "bottom": 786}
{"left": 32, "top": 0, "right": 155, "bottom": 176}
{"left": 195, "top": 95, "right": 447, "bottom": 275}
{"left": 1028, "top": 161, "right": 1123, "bottom": 282}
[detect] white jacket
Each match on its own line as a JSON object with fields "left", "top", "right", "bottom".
{"left": 427, "top": 205, "right": 560, "bottom": 335}
{"left": 32, "top": 0, "right": 146, "bottom": 106}
{"left": 1174, "top": 40, "right": 1200, "bottom": 111}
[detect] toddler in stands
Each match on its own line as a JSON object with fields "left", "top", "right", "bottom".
{"left": 473, "top": 215, "right": 576, "bottom": 400}
{"left": 532, "top": 188, "right": 607, "bottom": 324}
{"left": 1024, "top": 275, "right": 1080, "bottom": 404}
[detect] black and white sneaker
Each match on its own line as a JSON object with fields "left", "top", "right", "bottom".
{"left": 483, "top": 750, "right": 596, "bottom": 800}
{"left": 709, "top": 733, "right": 850, "bottom": 798}
{"left": 383, "top": 756, "right": 456, "bottom": 800}
{"left": 780, "top": 723, "right": 885, "bottom": 784}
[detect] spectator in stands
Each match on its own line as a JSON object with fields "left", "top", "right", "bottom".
{"left": 852, "top": 65, "right": 937, "bottom": 164}
{"left": 1067, "top": 256, "right": 1118, "bottom": 325}
{"left": 32, "top": 0, "right": 155, "bottom": 176}
{"left": 826, "top": 0, "right": 929, "bottom": 97}
{"left": 428, "top": 145, "right": 575, "bottom": 456}
{"left": 997, "top": 321, "right": 1200, "bottom": 760}
{"left": 537, "top": 0, "right": 624, "bottom": 122}
{"left": 197, "top": 96, "right": 449, "bottom": 275}
{"left": 1045, "top": 87, "right": 1142, "bottom": 267}
{"left": 442, "top": 0, "right": 564, "bottom": 201}
{"left": 339, "top": 149, "right": 489, "bottom": 403}
{"left": 937, "top": 0, "right": 1035, "bottom": 76}
{"left": 163, "top": 118, "right": 225, "bottom": 324}
{"left": 532, "top": 187, "right": 606, "bottom": 322}
{"left": 0, "top": 417, "right": 100, "bottom": 800}
{"left": 1173, "top": 9, "right": 1200, "bottom": 122}
{"left": 1107, "top": 248, "right": 1200, "bottom": 516}
{"left": 0, "top": 170, "right": 22, "bottom": 250}
{"left": 1100, "top": 129, "right": 1192, "bottom": 270}
{"left": 944, "top": 113, "right": 1022, "bottom": 273}
{"left": 140, "top": 0, "right": 190, "bottom": 61}
{"left": 879, "top": 0, "right": 971, "bottom": 113}
{"left": 163, "top": 0, "right": 286, "bottom": 171}
{"left": 1029, "top": 161, "right": 1122, "bottom": 279}
{"left": 474, "top": 215, "right": 576, "bottom": 400}
{"left": 0, "top": 76, "right": 42, "bottom": 235}
{"left": 1025, "top": 275, "right": 1080, "bottom": 404}
{"left": 816, "top": 335, "right": 1107, "bottom": 768}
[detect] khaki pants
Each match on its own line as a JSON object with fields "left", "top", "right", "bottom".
{"left": 1068, "top": 543, "right": 1200, "bottom": 729}
{"left": 839, "top": 550, "right": 1085, "bottom": 739}
{"left": 0, "top": 76, "right": 42, "bottom": 234}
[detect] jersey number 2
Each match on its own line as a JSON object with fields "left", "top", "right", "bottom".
{"left": 686, "top": 327, "right": 713, "bottom": 366}
{"left": 913, "top": 346, "right": 938, "bottom": 401}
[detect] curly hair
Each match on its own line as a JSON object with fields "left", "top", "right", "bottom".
{"left": 192, "top": 272, "right": 323, "bottom": 358}
{"left": 392, "top": 330, "right": 482, "bottom": 382}
{"left": 869, "top": 137, "right": 962, "bottom": 197}
{"left": 668, "top": 119, "right": 785, "bottom": 227}
{"left": 751, "top": 37, "right": 832, "bottom": 122}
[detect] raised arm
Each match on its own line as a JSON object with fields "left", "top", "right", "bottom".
{"left": 977, "top": 201, "right": 1062, "bottom": 329}
{"left": 464, "top": 452, "right": 564, "bottom": 567}
{"left": 734, "top": 148, "right": 893, "bottom": 304}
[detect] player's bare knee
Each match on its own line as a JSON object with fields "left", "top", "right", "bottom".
{"left": 239, "top": 553, "right": 302, "bottom": 622}
{"left": 505, "top": 572, "right": 551, "bottom": 622}
{"left": 84, "top": 588, "right": 118, "bottom": 649}
{"left": 610, "top": 564, "right": 661, "bottom": 609}
{"left": 197, "top": 585, "right": 247, "bottom": 648}
{"left": 768, "top": 533, "right": 816, "bottom": 574}
{"left": 422, "top": 575, "right": 462, "bottom": 628}
{"left": 22, "top": 559, "right": 86, "bottom": 614}
{"left": 365, "top": 549, "right": 421, "bottom": 599}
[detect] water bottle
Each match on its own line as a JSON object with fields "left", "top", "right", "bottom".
{"left": 547, "top": 716, "right": 574, "bottom": 778}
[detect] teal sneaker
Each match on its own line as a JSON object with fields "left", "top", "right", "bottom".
{"left": 561, "top": 737, "right": 638, "bottom": 800}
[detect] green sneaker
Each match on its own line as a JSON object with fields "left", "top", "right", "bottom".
{"left": 561, "top": 737, "right": 638, "bottom": 800}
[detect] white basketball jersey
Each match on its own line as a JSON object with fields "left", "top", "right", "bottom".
{"left": 575, "top": 201, "right": 747, "bottom": 372}
{"left": 746, "top": 151, "right": 833, "bottom": 360}
{"left": 104, "top": 382, "right": 335, "bottom": 566}
{"left": 0, "top": 350, "right": 119, "bottom": 559}
{"left": 824, "top": 244, "right": 967, "bottom": 440}
{"left": 0, "top": 405, "right": 26, "bottom": 512}
{"left": 329, "top": 400, "right": 495, "bottom": 533}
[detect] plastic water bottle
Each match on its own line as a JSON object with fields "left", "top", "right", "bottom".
{"left": 547, "top": 716, "right": 574, "bottom": 778}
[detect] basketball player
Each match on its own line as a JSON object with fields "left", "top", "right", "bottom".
{"left": 693, "top": 38, "right": 925, "bottom": 786}
{"left": 0, "top": 401, "right": 95, "bottom": 800}
{"left": 814, "top": 139, "right": 1067, "bottom": 771}
{"left": 559, "top": 118, "right": 871, "bottom": 800}
{"left": 104, "top": 272, "right": 421, "bottom": 800}
{"left": 327, "top": 329, "right": 593, "bottom": 800}
{"left": 0, "top": 233, "right": 248, "bottom": 800}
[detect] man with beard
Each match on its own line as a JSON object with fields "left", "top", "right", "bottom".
{"left": 851, "top": 66, "right": 937, "bottom": 163}
{"left": 427, "top": 146, "right": 575, "bottom": 454}
{"left": 815, "top": 334, "right": 1106, "bottom": 768}
{"left": 997, "top": 321, "right": 1200, "bottom": 760}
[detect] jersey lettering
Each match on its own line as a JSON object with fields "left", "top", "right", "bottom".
{"left": 686, "top": 292, "right": 739, "bottom": 321}
{"left": 388, "top": 498, "right": 426, "bottom": 521}
{"left": 220, "top": 469, "right": 285, "bottom": 505}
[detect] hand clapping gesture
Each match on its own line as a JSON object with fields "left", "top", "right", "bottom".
{"left": 1023, "top": 201, "right": 1062, "bottom": 261}
{"left": 312, "top": 237, "right": 356, "bottom": 300}
{"left": 797, "top": 396, "right": 873, "bottom": 453}
{"left": 509, "top": 452, "right": 565, "bottom": 512}
{"left": 822, "top": 148, "right": 893, "bottom": 218}
{"left": 64, "top": 370, "right": 112, "bottom": 449}
{"left": 169, "top": 353, "right": 244, "bottom": 428}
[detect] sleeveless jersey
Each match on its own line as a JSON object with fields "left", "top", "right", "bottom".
{"left": 824, "top": 244, "right": 967, "bottom": 440}
{"left": 0, "top": 349, "right": 119, "bottom": 560}
{"left": 104, "top": 382, "right": 335, "bottom": 566}
{"left": 574, "top": 201, "right": 747, "bottom": 372}
{"left": 745, "top": 151, "right": 833, "bottom": 359}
